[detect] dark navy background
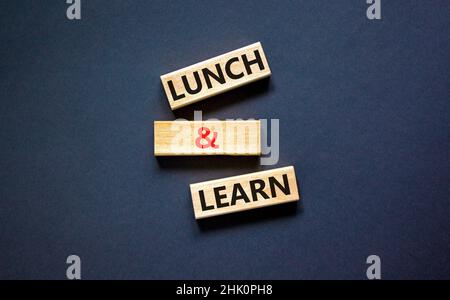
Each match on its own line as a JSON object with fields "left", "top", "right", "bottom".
{"left": 1, "top": 1, "right": 449, "bottom": 279}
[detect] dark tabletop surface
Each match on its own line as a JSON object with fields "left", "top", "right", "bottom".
{"left": 1, "top": 1, "right": 449, "bottom": 279}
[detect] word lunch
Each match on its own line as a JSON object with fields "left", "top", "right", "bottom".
{"left": 160, "top": 42, "right": 271, "bottom": 110}
{"left": 154, "top": 120, "right": 261, "bottom": 156}
{"left": 190, "top": 166, "right": 299, "bottom": 219}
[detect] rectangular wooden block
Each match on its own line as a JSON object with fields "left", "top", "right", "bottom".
{"left": 154, "top": 120, "right": 261, "bottom": 156}
{"left": 161, "top": 42, "right": 271, "bottom": 110}
{"left": 190, "top": 166, "right": 299, "bottom": 219}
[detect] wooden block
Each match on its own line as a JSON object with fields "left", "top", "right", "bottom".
{"left": 161, "top": 42, "right": 271, "bottom": 110}
{"left": 154, "top": 120, "right": 261, "bottom": 156}
{"left": 190, "top": 166, "right": 299, "bottom": 219}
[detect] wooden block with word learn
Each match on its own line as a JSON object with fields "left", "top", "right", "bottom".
{"left": 154, "top": 120, "right": 261, "bottom": 156}
{"left": 161, "top": 42, "right": 271, "bottom": 110}
{"left": 190, "top": 166, "right": 299, "bottom": 219}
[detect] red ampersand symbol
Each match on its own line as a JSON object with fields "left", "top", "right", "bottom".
{"left": 195, "top": 127, "right": 218, "bottom": 149}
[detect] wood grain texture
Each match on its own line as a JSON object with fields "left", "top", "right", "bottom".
{"left": 154, "top": 120, "right": 261, "bottom": 156}
{"left": 161, "top": 42, "right": 271, "bottom": 110}
{"left": 190, "top": 166, "right": 299, "bottom": 219}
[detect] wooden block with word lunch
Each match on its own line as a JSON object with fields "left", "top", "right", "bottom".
{"left": 154, "top": 120, "right": 261, "bottom": 156}
{"left": 161, "top": 42, "right": 271, "bottom": 110}
{"left": 190, "top": 166, "right": 299, "bottom": 219}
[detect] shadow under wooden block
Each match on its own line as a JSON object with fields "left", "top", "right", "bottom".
{"left": 197, "top": 201, "right": 301, "bottom": 232}
{"left": 156, "top": 155, "right": 260, "bottom": 171}
{"left": 171, "top": 77, "right": 272, "bottom": 119}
